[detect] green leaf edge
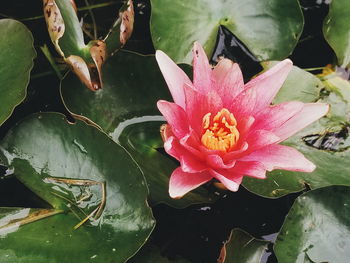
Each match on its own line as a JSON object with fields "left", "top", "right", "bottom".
{"left": 0, "top": 19, "right": 36, "bottom": 126}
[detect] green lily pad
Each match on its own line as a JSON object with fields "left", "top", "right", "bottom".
{"left": 323, "top": 0, "right": 350, "bottom": 68}
{"left": 274, "top": 186, "right": 350, "bottom": 263}
{"left": 262, "top": 62, "right": 323, "bottom": 104}
{"left": 243, "top": 66, "right": 350, "bottom": 198}
{"left": 0, "top": 113, "right": 154, "bottom": 263}
{"left": 219, "top": 229, "right": 269, "bottom": 263}
{"left": 61, "top": 50, "right": 216, "bottom": 207}
{"left": 0, "top": 19, "right": 35, "bottom": 126}
{"left": 150, "top": 0, "right": 304, "bottom": 64}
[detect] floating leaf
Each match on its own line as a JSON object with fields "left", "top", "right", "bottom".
{"left": 219, "top": 229, "right": 269, "bottom": 263}
{"left": 150, "top": 0, "right": 304, "bottom": 64}
{"left": 61, "top": 51, "right": 217, "bottom": 207}
{"left": 274, "top": 186, "right": 350, "bottom": 263}
{"left": 0, "top": 113, "right": 154, "bottom": 263}
{"left": 323, "top": 0, "right": 350, "bottom": 68}
{"left": 262, "top": 62, "right": 322, "bottom": 104}
{"left": 243, "top": 65, "right": 350, "bottom": 198}
{"left": 0, "top": 19, "right": 36, "bottom": 126}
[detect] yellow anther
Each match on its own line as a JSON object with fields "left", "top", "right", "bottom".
{"left": 201, "top": 108, "right": 239, "bottom": 152}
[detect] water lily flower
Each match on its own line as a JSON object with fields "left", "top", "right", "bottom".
{"left": 156, "top": 42, "right": 329, "bottom": 199}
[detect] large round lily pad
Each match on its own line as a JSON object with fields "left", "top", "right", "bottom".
{"left": 150, "top": 0, "right": 304, "bottom": 64}
{"left": 61, "top": 50, "right": 217, "bottom": 208}
{"left": 0, "top": 112, "right": 154, "bottom": 263}
{"left": 274, "top": 186, "right": 350, "bottom": 263}
{"left": 0, "top": 19, "right": 35, "bottom": 126}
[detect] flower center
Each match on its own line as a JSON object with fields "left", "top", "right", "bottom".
{"left": 201, "top": 108, "right": 240, "bottom": 152}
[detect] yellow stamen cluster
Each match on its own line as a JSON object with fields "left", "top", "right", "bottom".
{"left": 201, "top": 108, "right": 240, "bottom": 152}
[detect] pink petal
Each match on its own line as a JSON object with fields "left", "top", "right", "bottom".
{"left": 240, "top": 144, "right": 315, "bottom": 172}
{"left": 236, "top": 116, "right": 255, "bottom": 135}
{"left": 179, "top": 131, "right": 203, "bottom": 157}
{"left": 180, "top": 154, "right": 207, "bottom": 173}
{"left": 156, "top": 50, "right": 193, "bottom": 109}
{"left": 184, "top": 85, "right": 223, "bottom": 135}
{"left": 212, "top": 58, "right": 244, "bottom": 107}
{"left": 164, "top": 136, "right": 204, "bottom": 170}
{"left": 245, "top": 129, "right": 280, "bottom": 154}
{"left": 206, "top": 154, "right": 236, "bottom": 169}
{"left": 253, "top": 101, "right": 304, "bottom": 131}
{"left": 274, "top": 103, "right": 329, "bottom": 141}
{"left": 232, "top": 161, "right": 267, "bottom": 179}
{"left": 157, "top": 100, "right": 190, "bottom": 139}
{"left": 209, "top": 169, "right": 243, "bottom": 192}
{"left": 169, "top": 167, "right": 212, "bottom": 198}
{"left": 192, "top": 42, "right": 212, "bottom": 94}
{"left": 164, "top": 136, "right": 181, "bottom": 161}
{"left": 232, "top": 60, "right": 293, "bottom": 117}
{"left": 223, "top": 130, "right": 279, "bottom": 163}
{"left": 222, "top": 142, "right": 249, "bottom": 161}
{"left": 163, "top": 134, "right": 206, "bottom": 173}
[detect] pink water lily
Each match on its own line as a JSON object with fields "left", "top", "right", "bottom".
{"left": 156, "top": 42, "right": 329, "bottom": 199}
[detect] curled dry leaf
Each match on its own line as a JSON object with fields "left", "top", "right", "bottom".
{"left": 43, "top": 0, "right": 65, "bottom": 57}
{"left": 65, "top": 55, "right": 93, "bottom": 90}
{"left": 120, "top": 0, "right": 134, "bottom": 45}
{"left": 42, "top": 0, "right": 107, "bottom": 91}
{"left": 90, "top": 40, "right": 107, "bottom": 89}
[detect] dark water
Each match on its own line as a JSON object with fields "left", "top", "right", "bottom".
{"left": 0, "top": 0, "right": 335, "bottom": 262}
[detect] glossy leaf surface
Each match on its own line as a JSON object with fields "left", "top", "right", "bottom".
{"left": 274, "top": 186, "right": 350, "bottom": 263}
{"left": 219, "top": 229, "right": 269, "bottom": 263}
{"left": 0, "top": 113, "right": 154, "bottom": 263}
{"left": 0, "top": 19, "right": 35, "bottom": 126}
{"left": 243, "top": 66, "right": 350, "bottom": 198}
{"left": 150, "top": 0, "right": 304, "bottom": 64}
{"left": 323, "top": 0, "right": 350, "bottom": 68}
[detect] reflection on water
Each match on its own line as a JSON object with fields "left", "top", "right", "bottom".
{"left": 110, "top": 115, "right": 164, "bottom": 142}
